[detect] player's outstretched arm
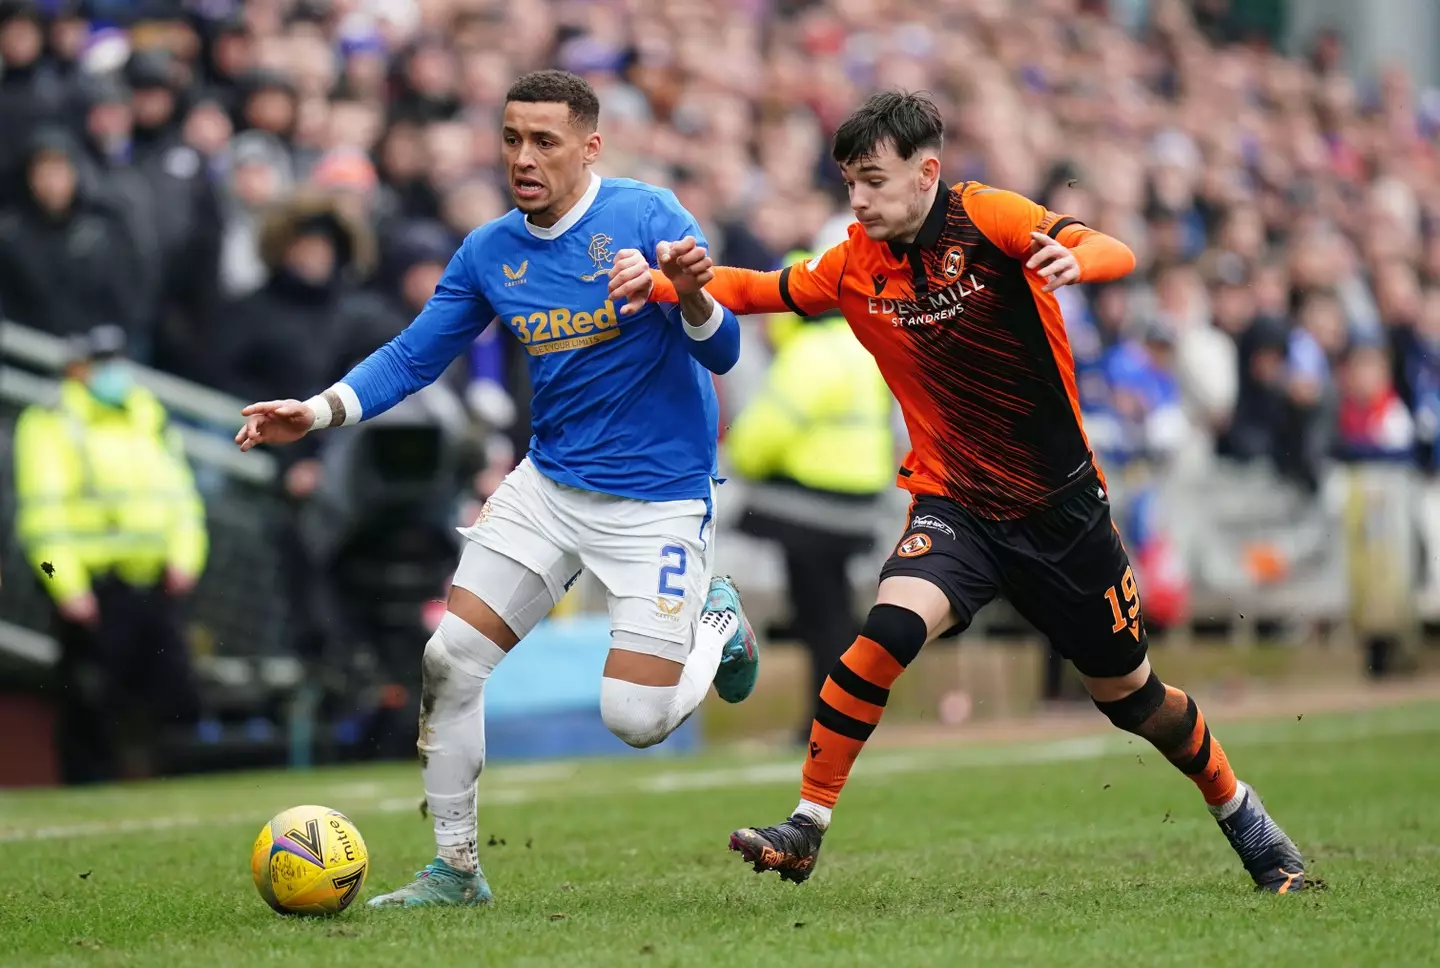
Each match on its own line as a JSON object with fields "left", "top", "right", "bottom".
{"left": 658, "top": 237, "right": 742, "bottom": 375}
{"left": 962, "top": 184, "right": 1135, "bottom": 291}
{"left": 235, "top": 236, "right": 495, "bottom": 451}
{"left": 1026, "top": 228, "right": 1135, "bottom": 291}
{"left": 653, "top": 242, "right": 849, "bottom": 319}
{"left": 646, "top": 265, "right": 788, "bottom": 316}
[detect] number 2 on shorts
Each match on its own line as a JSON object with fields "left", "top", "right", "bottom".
{"left": 658, "top": 544, "right": 687, "bottom": 597}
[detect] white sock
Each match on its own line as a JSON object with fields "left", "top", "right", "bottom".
{"left": 793, "top": 799, "right": 833, "bottom": 830}
{"left": 681, "top": 608, "right": 733, "bottom": 710}
{"left": 419, "top": 613, "right": 506, "bottom": 874}
{"left": 1208, "top": 780, "right": 1248, "bottom": 821}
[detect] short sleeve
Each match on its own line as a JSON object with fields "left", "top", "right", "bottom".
{"left": 777, "top": 241, "right": 849, "bottom": 317}
{"left": 961, "top": 183, "right": 1082, "bottom": 261}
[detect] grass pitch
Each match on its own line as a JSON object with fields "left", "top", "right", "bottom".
{"left": 2, "top": 703, "right": 1439, "bottom": 968}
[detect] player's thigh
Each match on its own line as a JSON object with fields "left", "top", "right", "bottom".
{"left": 450, "top": 539, "right": 572, "bottom": 646}
{"left": 580, "top": 493, "right": 715, "bottom": 668}
{"left": 454, "top": 460, "right": 582, "bottom": 642}
{"left": 877, "top": 496, "right": 1000, "bottom": 641}
{"left": 999, "top": 484, "right": 1149, "bottom": 680}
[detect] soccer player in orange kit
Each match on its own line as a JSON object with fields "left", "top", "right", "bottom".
{"left": 608, "top": 91, "right": 1306, "bottom": 894}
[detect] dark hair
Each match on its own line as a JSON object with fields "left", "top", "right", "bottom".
{"left": 831, "top": 90, "right": 944, "bottom": 166}
{"left": 505, "top": 70, "right": 600, "bottom": 131}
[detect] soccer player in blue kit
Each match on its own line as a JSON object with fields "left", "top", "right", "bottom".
{"left": 234, "top": 70, "right": 760, "bottom": 908}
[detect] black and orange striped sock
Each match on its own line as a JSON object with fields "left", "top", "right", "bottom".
{"left": 1157, "top": 685, "right": 1239, "bottom": 806}
{"left": 1095, "top": 674, "right": 1238, "bottom": 807}
{"left": 799, "top": 605, "right": 929, "bottom": 814}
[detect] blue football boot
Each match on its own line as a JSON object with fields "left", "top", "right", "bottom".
{"left": 704, "top": 575, "right": 759, "bottom": 703}
{"left": 366, "top": 857, "right": 494, "bottom": 908}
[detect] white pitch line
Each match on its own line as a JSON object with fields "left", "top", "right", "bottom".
{"left": 1, "top": 712, "right": 1435, "bottom": 844}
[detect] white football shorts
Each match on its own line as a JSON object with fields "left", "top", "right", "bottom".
{"left": 454, "top": 457, "right": 716, "bottom": 660}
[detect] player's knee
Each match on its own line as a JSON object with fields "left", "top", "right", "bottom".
{"left": 422, "top": 613, "right": 506, "bottom": 706}
{"left": 599, "top": 677, "right": 675, "bottom": 749}
{"left": 1092, "top": 670, "right": 1166, "bottom": 734}
{"left": 854, "top": 604, "right": 929, "bottom": 670}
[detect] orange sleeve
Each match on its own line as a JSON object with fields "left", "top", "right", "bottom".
{"left": 648, "top": 241, "right": 850, "bottom": 316}
{"left": 1055, "top": 224, "right": 1136, "bottom": 283}
{"left": 648, "top": 267, "right": 788, "bottom": 315}
{"left": 960, "top": 182, "right": 1134, "bottom": 283}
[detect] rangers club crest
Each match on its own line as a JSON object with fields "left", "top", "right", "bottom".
{"left": 580, "top": 233, "right": 614, "bottom": 282}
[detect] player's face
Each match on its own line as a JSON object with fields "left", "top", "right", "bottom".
{"left": 501, "top": 101, "right": 601, "bottom": 225}
{"left": 840, "top": 143, "right": 941, "bottom": 242}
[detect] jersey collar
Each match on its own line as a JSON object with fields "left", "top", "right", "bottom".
{"left": 887, "top": 179, "right": 949, "bottom": 258}
{"left": 524, "top": 171, "right": 602, "bottom": 241}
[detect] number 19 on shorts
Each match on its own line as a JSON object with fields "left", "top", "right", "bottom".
{"left": 1104, "top": 565, "right": 1142, "bottom": 641}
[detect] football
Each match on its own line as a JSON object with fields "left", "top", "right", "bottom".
{"left": 250, "top": 805, "right": 369, "bottom": 915}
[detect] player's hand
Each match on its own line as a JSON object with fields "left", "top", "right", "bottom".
{"left": 608, "top": 247, "right": 654, "bottom": 316}
{"left": 656, "top": 236, "right": 713, "bottom": 296}
{"left": 235, "top": 399, "right": 313, "bottom": 451}
{"left": 1027, "top": 231, "right": 1082, "bottom": 292}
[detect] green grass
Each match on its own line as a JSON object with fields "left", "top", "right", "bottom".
{"left": 3, "top": 704, "right": 1439, "bottom": 968}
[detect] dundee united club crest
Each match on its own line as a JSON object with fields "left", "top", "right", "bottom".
{"left": 942, "top": 246, "right": 965, "bottom": 279}
{"left": 896, "top": 533, "right": 932, "bottom": 558}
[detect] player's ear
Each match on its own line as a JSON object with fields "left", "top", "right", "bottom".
{"left": 918, "top": 154, "right": 941, "bottom": 191}
{"left": 583, "top": 131, "right": 602, "bottom": 166}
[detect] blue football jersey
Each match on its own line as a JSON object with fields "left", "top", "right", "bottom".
{"left": 336, "top": 174, "right": 740, "bottom": 502}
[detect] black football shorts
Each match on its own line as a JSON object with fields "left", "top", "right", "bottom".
{"left": 879, "top": 479, "right": 1148, "bottom": 679}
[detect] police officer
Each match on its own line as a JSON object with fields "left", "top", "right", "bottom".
{"left": 12, "top": 325, "right": 208, "bottom": 782}
{"left": 724, "top": 251, "right": 895, "bottom": 739}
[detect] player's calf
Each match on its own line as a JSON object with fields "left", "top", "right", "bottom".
{"left": 369, "top": 610, "right": 506, "bottom": 910}
{"left": 1093, "top": 669, "right": 1307, "bottom": 892}
{"left": 728, "top": 604, "right": 926, "bottom": 884}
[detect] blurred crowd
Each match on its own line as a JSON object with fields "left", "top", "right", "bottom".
{"left": 2, "top": 0, "right": 1440, "bottom": 496}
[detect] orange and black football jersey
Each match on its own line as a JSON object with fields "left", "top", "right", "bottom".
{"left": 652, "top": 180, "right": 1136, "bottom": 519}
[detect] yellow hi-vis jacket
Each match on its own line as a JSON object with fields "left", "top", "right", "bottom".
{"left": 724, "top": 251, "right": 893, "bottom": 496}
{"left": 13, "top": 379, "right": 208, "bottom": 602}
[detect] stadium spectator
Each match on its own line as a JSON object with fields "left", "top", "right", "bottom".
{"left": 215, "top": 129, "right": 293, "bottom": 303}
{"left": 72, "top": 70, "right": 165, "bottom": 342}
{"left": 212, "top": 190, "right": 375, "bottom": 416}
{"left": 11, "top": 325, "right": 207, "bottom": 783}
{"left": 1335, "top": 341, "right": 1415, "bottom": 463}
{"left": 212, "top": 190, "right": 374, "bottom": 664}
{"left": 0, "top": 0, "right": 66, "bottom": 210}
{"left": 0, "top": 127, "right": 141, "bottom": 339}
{"left": 1399, "top": 287, "right": 1440, "bottom": 470}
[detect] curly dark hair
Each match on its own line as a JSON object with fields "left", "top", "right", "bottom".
{"left": 831, "top": 90, "right": 944, "bottom": 165}
{"left": 505, "top": 70, "right": 600, "bottom": 131}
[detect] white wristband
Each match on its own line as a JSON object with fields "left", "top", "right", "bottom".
{"left": 303, "top": 384, "right": 362, "bottom": 431}
{"left": 682, "top": 296, "right": 725, "bottom": 341}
